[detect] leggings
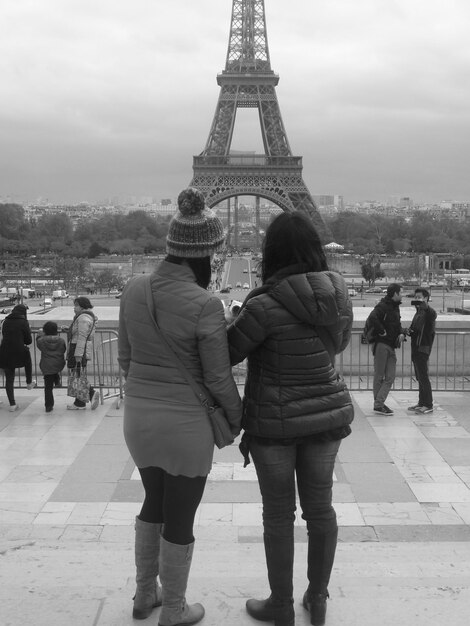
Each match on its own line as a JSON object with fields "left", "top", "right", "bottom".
{"left": 4, "top": 360, "right": 33, "bottom": 406}
{"left": 138, "top": 466, "right": 207, "bottom": 545}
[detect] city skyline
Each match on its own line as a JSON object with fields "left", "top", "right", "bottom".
{"left": 1, "top": 0, "right": 470, "bottom": 205}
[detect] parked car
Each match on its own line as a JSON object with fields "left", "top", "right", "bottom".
{"left": 236, "top": 282, "right": 242, "bottom": 288}
{"left": 365, "top": 287, "right": 383, "bottom": 293}
{"left": 43, "top": 297, "right": 52, "bottom": 307}
{"left": 348, "top": 288, "right": 357, "bottom": 297}
{"left": 220, "top": 287, "right": 231, "bottom": 293}
{"left": 243, "top": 282, "right": 250, "bottom": 289}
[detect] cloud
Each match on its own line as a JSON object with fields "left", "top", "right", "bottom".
{"left": 0, "top": 0, "right": 469, "bottom": 203}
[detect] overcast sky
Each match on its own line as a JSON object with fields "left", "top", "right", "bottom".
{"left": 1, "top": 0, "right": 469, "bottom": 205}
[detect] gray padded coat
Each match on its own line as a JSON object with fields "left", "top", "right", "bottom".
{"left": 227, "top": 268, "right": 354, "bottom": 438}
{"left": 118, "top": 261, "right": 242, "bottom": 434}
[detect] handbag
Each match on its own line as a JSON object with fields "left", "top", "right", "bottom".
{"left": 67, "top": 367, "right": 89, "bottom": 403}
{"left": 144, "top": 277, "right": 235, "bottom": 449}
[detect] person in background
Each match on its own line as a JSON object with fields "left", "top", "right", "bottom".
{"left": 36, "top": 321, "right": 66, "bottom": 413}
{"left": 227, "top": 211, "right": 354, "bottom": 626}
{"left": 65, "top": 296, "right": 99, "bottom": 411}
{"left": 118, "top": 187, "right": 242, "bottom": 625}
{"left": 367, "top": 283, "right": 406, "bottom": 415}
{"left": 407, "top": 287, "right": 437, "bottom": 414}
{"left": 0, "top": 304, "right": 36, "bottom": 412}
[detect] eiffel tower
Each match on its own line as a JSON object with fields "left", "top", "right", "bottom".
{"left": 189, "top": 0, "right": 329, "bottom": 242}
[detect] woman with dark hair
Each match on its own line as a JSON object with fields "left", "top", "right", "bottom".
{"left": 66, "top": 296, "right": 99, "bottom": 410}
{"left": 227, "top": 211, "right": 354, "bottom": 626}
{"left": 118, "top": 187, "right": 241, "bottom": 625}
{"left": 0, "top": 304, "right": 36, "bottom": 411}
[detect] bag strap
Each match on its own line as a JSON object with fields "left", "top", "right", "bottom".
{"left": 143, "top": 277, "right": 216, "bottom": 412}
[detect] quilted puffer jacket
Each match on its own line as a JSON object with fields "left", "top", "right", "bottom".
{"left": 118, "top": 261, "right": 242, "bottom": 433}
{"left": 227, "top": 266, "right": 354, "bottom": 438}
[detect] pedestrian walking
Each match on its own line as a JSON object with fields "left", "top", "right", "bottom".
{"left": 0, "top": 304, "right": 37, "bottom": 411}
{"left": 367, "top": 283, "right": 406, "bottom": 415}
{"left": 118, "top": 187, "right": 242, "bottom": 625}
{"left": 226, "top": 211, "right": 354, "bottom": 626}
{"left": 36, "top": 321, "right": 66, "bottom": 413}
{"left": 407, "top": 288, "right": 437, "bottom": 414}
{"left": 65, "top": 296, "right": 99, "bottom": 410}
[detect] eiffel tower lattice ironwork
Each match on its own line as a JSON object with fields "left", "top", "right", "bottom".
{"left": 189, "top": 0, "right": 328, "bottom": 239}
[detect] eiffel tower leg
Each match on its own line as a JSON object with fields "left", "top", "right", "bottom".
{"left": 255, "top": 196, "right": 260, "bottom": 250}
{"left": 234, "top": 196, "right": 239, "bottom": 250}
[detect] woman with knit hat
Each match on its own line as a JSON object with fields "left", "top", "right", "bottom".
{"left": 118, "top": 187, "right": 242, "bottom": 625}
{"left": 0, "top": 304, "right": 37, "bottom": 411}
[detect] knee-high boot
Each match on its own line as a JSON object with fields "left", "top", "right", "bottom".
{"left": 245, "top": 533, "right": 295, "bottom": 626}
{"left": 158, "top": 537, "right": 204, "bottom": 626}
{"left": 133, "top": 516, "right": 163, "bottom": 619}
{"left": 302, "top": 526, "right": 338, "bottom": 626}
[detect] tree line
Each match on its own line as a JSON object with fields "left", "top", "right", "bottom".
{"left": 2, "top": 203, "right": 470, "bottom": 259}
{"left": 325, "top": 211, "right": 470, "bottom": 256}
{"left": 0, "top": 204, "right": 171, "bottom": 257}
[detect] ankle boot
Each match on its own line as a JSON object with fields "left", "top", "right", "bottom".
{"left": 158, "top": 537, "right": 204, "bottom": 626}
{"left": 246, "top": 595, "right": 295, "bottom": 626}
{"left": 245, "top": 533, "right": 295, "bottom": 626}
{"left": 302, "top": 590, "right": 329, "bottom": 626}
{"left": 133, "top": 517, "right": 163, "bottom": 619}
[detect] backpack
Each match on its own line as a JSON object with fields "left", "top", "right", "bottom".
{"left": 361, "top": 312, "right": 387, "bottom": 345}
{"left": 361, "top": 316, "right": 377, "bottom": 344}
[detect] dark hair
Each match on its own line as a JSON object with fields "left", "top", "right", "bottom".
{"left": 12, "top": 304, "right": 28, "bottom": 316}
{"left": 386, "top": 283, "right": 402, "bottom": 298}
{"left": 165, "top": 255, "right": 212, "bottom": 289}
{"left": 43, "top": 321, "right": 58, "bottom": 335}
{"left": 414, "top": 287, "right": 430, "bottom": 300}
{"left": 74, "top": 296, "right": 93, "bottom": 309}
{"left": 261, "top": 212, "right": 328, "bottom": 283}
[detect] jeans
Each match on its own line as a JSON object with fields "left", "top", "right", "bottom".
{"left": 373, "top": 342, "right": 397, "bottom": 407}
{"left": 412, "top": 350, "right": 433, "bottom": 407}
{"left": 250, "top": 437, "right": 341, "bottom": 595}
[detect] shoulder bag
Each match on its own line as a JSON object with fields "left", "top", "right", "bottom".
{"left": 144, "top": 277, "right": 235, "bottom": 449}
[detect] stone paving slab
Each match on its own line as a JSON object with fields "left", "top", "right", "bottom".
{"left": 1, "top": 539, "right": 469, "bottom": 626}
{"left": 2, "top": 389, "right": 470, "bottom": 624}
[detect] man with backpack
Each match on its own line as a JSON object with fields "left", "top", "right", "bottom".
{"left": 366, "top": 283, "right": 406, "bottom": 415}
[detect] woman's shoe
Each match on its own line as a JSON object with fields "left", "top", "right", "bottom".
{"left": 26, "top": 380, "right": 37, "bottom": 390}
{"left": 90, "top": 390, "right": 100, "bottom": 410}
{"left": 9, "top": 404, "right": 19, "bottom": 412}
{"left": 67, "top": 404, "right": 86, "bottom": 410}
{"left": 302, "top": 590, "right": 329, "bottom": 626}
{"left": 246, "top": 596, "right": 295, "bottom": 626}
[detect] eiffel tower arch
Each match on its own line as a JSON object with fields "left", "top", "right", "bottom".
{"left": 189, "top": 0, "right": 330, "bottom": 241}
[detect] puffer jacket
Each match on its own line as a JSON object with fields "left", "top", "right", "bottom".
{"left": 67, "top": 310, "right": 97, "bottom": 361}
{"left": 36, "top": 333, "right": 66, "bottom": 375}
{"left": 0, "top": 310, "right": 32, "bottom": 369}
{"left": 227, "top": 266, "right": 354, "bottom": 438}
{"left": 118, "top": 261, "right": 242, "bottom": 434}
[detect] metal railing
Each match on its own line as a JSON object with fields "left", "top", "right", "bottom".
{"left": 0, "top": 328, "right": 123, "bottom": 406}
{"left": 232, "top": 330, "right": 470, "bottom": 392}
{"left": 4, "top": 329, "right": 469, "bottom": 403}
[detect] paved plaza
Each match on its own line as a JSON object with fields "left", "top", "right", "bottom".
{"left": 1, "top": 388, "right": 470, "bottom": 625}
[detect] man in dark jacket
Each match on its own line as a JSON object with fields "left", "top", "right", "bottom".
{"left": 407, "top": 288, "right": 436, "bottom": 414}
{"left": 368, "top": 283, "right": 406, "bottom": 415}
